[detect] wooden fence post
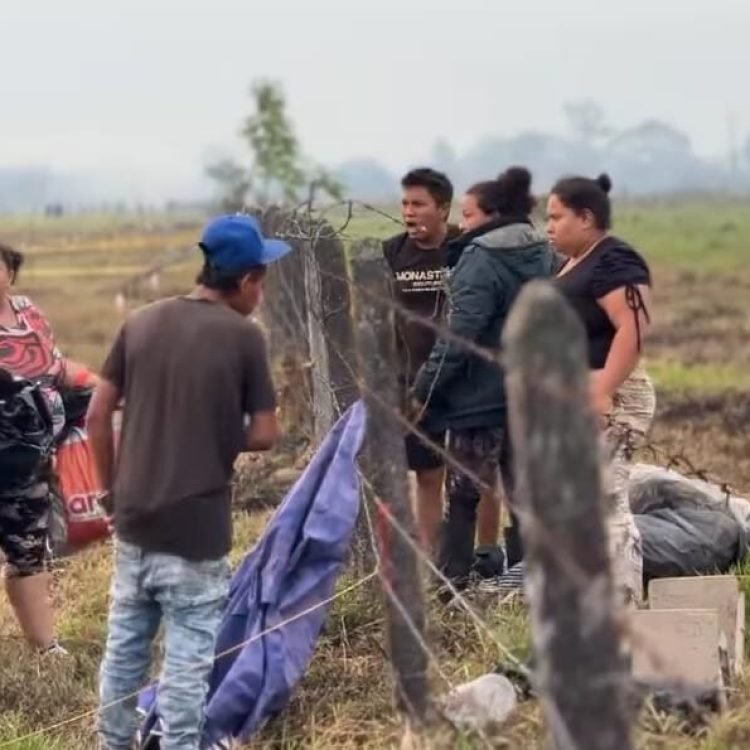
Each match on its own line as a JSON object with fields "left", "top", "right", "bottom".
{"left": 304, "top": 226, "right": 335, "bottom": 442}
{"left": 351, "top": 237, "right": 429, "bottom": 725}
{"left": 303, "top": 222, "right": 359, "bottom": 443}
{"left": 503, "top": 280, "right": 632, "bottom": 750}
{"left": 259, "top": 207, "right": 310, "bottom": 360}
{"left": 316, "top": 230, "right": 359, "bottom": 417}
{"left": 259, "top": 207, "right": 313, "bottom": 437}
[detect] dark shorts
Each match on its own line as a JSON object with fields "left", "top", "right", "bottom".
{"left": 439, "top": 426, "right": 523, "bottom": 581}
{"left": 448, "top": 427, "right": 506, "bottom": 490}
{"left": 405, "top": 425, "right": 446, "bottom": 472}
{"left": 0, "top": 473, "right": 50, "bottom": 578}
{"left": 446, "top": 425, "right": 523, "bottom": 565}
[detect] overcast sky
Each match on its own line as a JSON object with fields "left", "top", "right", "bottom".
{"left": 2, "top": 0, "right": 749, "bottom": 198}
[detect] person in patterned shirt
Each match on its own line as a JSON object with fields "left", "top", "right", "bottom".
{"left": 0, "top": 242, "right": 96, "bottom": 654}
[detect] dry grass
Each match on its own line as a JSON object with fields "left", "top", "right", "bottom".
{"left": 0, "top": 499, "right": 531, "bottom": 750}
{"left": 3, "top": 522, "right": 749, "bottom": 749}
{"left": 1, "top": 205, "right": 750, "bottom": 748}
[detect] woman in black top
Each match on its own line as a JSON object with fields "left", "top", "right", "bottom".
{"left": 547, "top": 173, "right": 655, "bottom": 604}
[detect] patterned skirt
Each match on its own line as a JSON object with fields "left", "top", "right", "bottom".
{"left": 601, "top": 365, "right": 656, "bottom": 603}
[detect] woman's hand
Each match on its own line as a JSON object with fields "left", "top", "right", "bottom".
{"left": 590, "top": 373, "right": 613, "bottom": 428}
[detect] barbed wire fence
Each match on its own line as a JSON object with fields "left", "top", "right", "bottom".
{"left": 249, "top": 203, "right": 629, "bottom": 747}
{"left": 102, "top": 199, "right": 746, "bottom": 749}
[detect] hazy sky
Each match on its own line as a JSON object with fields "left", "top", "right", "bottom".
{"left": 2, "top": 0, "right": 749, "bottom": 198}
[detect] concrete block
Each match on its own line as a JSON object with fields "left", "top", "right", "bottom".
{"left": 630, "top": 609, "right": 722, "bottom": 686}
{"left": 649, "top": 576, "right": 745, "bottom": 677}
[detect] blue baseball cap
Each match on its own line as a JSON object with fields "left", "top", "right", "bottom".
{"left": 199, "top": 214, "right": 292, "bottom": 272}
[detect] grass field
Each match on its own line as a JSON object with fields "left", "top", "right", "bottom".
{"left": 0, "top": 199, "right": 749, "bottom": 748}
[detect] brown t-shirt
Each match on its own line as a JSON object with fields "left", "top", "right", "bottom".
{"left": 102, "top": 296, "right": 276, "bottom": 560}
{"left": 382, "top": 226, "right": 460, "bottom": 384}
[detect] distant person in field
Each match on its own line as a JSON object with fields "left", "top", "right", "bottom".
{"left": 382, "top": 168, "right": 459, "bottom": 552}
{"left": 88, "top": 215, "right": 286, "bottom": 750}
{"left": 0, "top": 243, "right": 95, "bottom": 656}
{"left": 412, "top": 167, "right": 557, "bottom": 592}
{"left": 548, "top": 173, "right": 654, "bottom": 604}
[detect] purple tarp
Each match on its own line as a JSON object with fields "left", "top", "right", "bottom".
{"left": 138, "top": 401, "right": 367, "bottom": 748}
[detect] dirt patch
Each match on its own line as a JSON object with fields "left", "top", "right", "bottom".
{"left": 650, "top": 267, "right": 750, "bottom": 368}
{"left": 658, "top": 391, "right": 750, "bottom": 434}
{"left": 649, "top": 390, "right": 750, "bottom": 493}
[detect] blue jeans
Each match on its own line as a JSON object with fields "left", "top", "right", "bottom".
{"left": 98, "top": 539, "right": 230, "bottom": 750}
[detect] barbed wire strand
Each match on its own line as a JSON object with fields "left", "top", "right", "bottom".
{"left": 0, "top": 570, "right": 378, "bottom": 749}
{"left": 103, "top": 198, "right": 737, "bottom": 497}
{"left": 276, "top": 210, "right": 746, "bottom": 686}
{"left": 316, "top": 321, "right": 605, "bottom": 592}
{"left": 358, "top": 466, "right": 498, "bottom": 750}
{"left": 359, "top": 470, "right": 591, "bottom": 750}
{"left": 84, "top": 199, "right": 744, "bottom": 739}
{"left": 99, "top": 198, "right": 736, "bottom": 500}
{"left": 325, "top": 291, "right": 711, "bottom": 679}
{"left": 316, "top": 317, "right": 654, "bottom": 743}
{"left": 245, "top": 206, "right": 749, "bottom": 690}
{"left": 303, "top": 245, "right": 739, "bottom": 499}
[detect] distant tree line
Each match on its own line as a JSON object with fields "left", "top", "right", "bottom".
{"left": 3, "top": 92, "right": 750, "bottom": 214}
{"left": 337, "top": 99, "right": 750, "bottom": 200}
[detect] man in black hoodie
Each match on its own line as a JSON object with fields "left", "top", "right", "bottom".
{"left": 382, "top": 168, "right": 459, "bottom": 552}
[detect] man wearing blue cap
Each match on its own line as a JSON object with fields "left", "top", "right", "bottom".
{"left": 87, "top": 215, "right": 290, "bottom": 750}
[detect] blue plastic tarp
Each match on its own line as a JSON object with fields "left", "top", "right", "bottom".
{"left": 138, "top": 400, "right": 367, "bottom": 748}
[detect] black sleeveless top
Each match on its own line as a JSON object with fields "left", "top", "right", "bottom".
{"left": 554, "top": 236, "right": 651, "bottom": 370}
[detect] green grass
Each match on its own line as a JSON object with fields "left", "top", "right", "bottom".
{"left": 615, "top": 199, "right": 750, "bottom": 271}
{"left": 334, "top": 198, "right": 750, "bottom": 271}
{"left": 647, "top": 359, "right": 750, "bottom": 394}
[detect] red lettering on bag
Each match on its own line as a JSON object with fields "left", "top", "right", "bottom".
{"left": 56, "top": 425, "right": 118, "bottom": 549}
{"left": 67, "top": 492, "right": 106, "bottom": 518}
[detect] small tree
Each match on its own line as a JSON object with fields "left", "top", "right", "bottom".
{"left": 207, "top": 80, "right": 342, "bottom": 209}
{"left": 242, "top": 81, "right": 305, "bottom": 205}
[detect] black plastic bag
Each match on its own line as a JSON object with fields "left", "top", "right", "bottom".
{"left": 629, "top": 465, "right": 746, "bottom": 583}
{"left": 0, "top": 368, "right": 54, "bottom": 490}
{"left": 636, "top": 508, "right": 742, "bottom": 583}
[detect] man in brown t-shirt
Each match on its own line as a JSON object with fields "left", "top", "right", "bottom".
{"left": 382, "top": 168, "right": 458, "bottom": 553}
{"left": 87, "top": 214, "right": 288, "bottom": 750}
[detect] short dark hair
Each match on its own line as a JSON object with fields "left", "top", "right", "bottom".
{"left": 0, "top": 243, "right": 24, "bottom": 281}
{"left": 550, "top": 173, "right": 613, "bottom": 230}
{"left": 401, "top": 167, "right": 453, "bottom": 207}
{"left": 195, "top": 261, "right": 266, "bottom": 292}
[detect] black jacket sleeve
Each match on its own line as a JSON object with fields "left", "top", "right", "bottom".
{"left": 411, "top": 246, "right": 499, "bottom": 405}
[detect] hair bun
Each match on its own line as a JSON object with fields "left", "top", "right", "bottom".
{"left": 499, "top": 166, "right": 532, "bottom": 194}
{"left": 489, "top": 166, "right": 536, "bottom": 216}
{"left": 595, "top": 173, "right": 612, "bottom": 194}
